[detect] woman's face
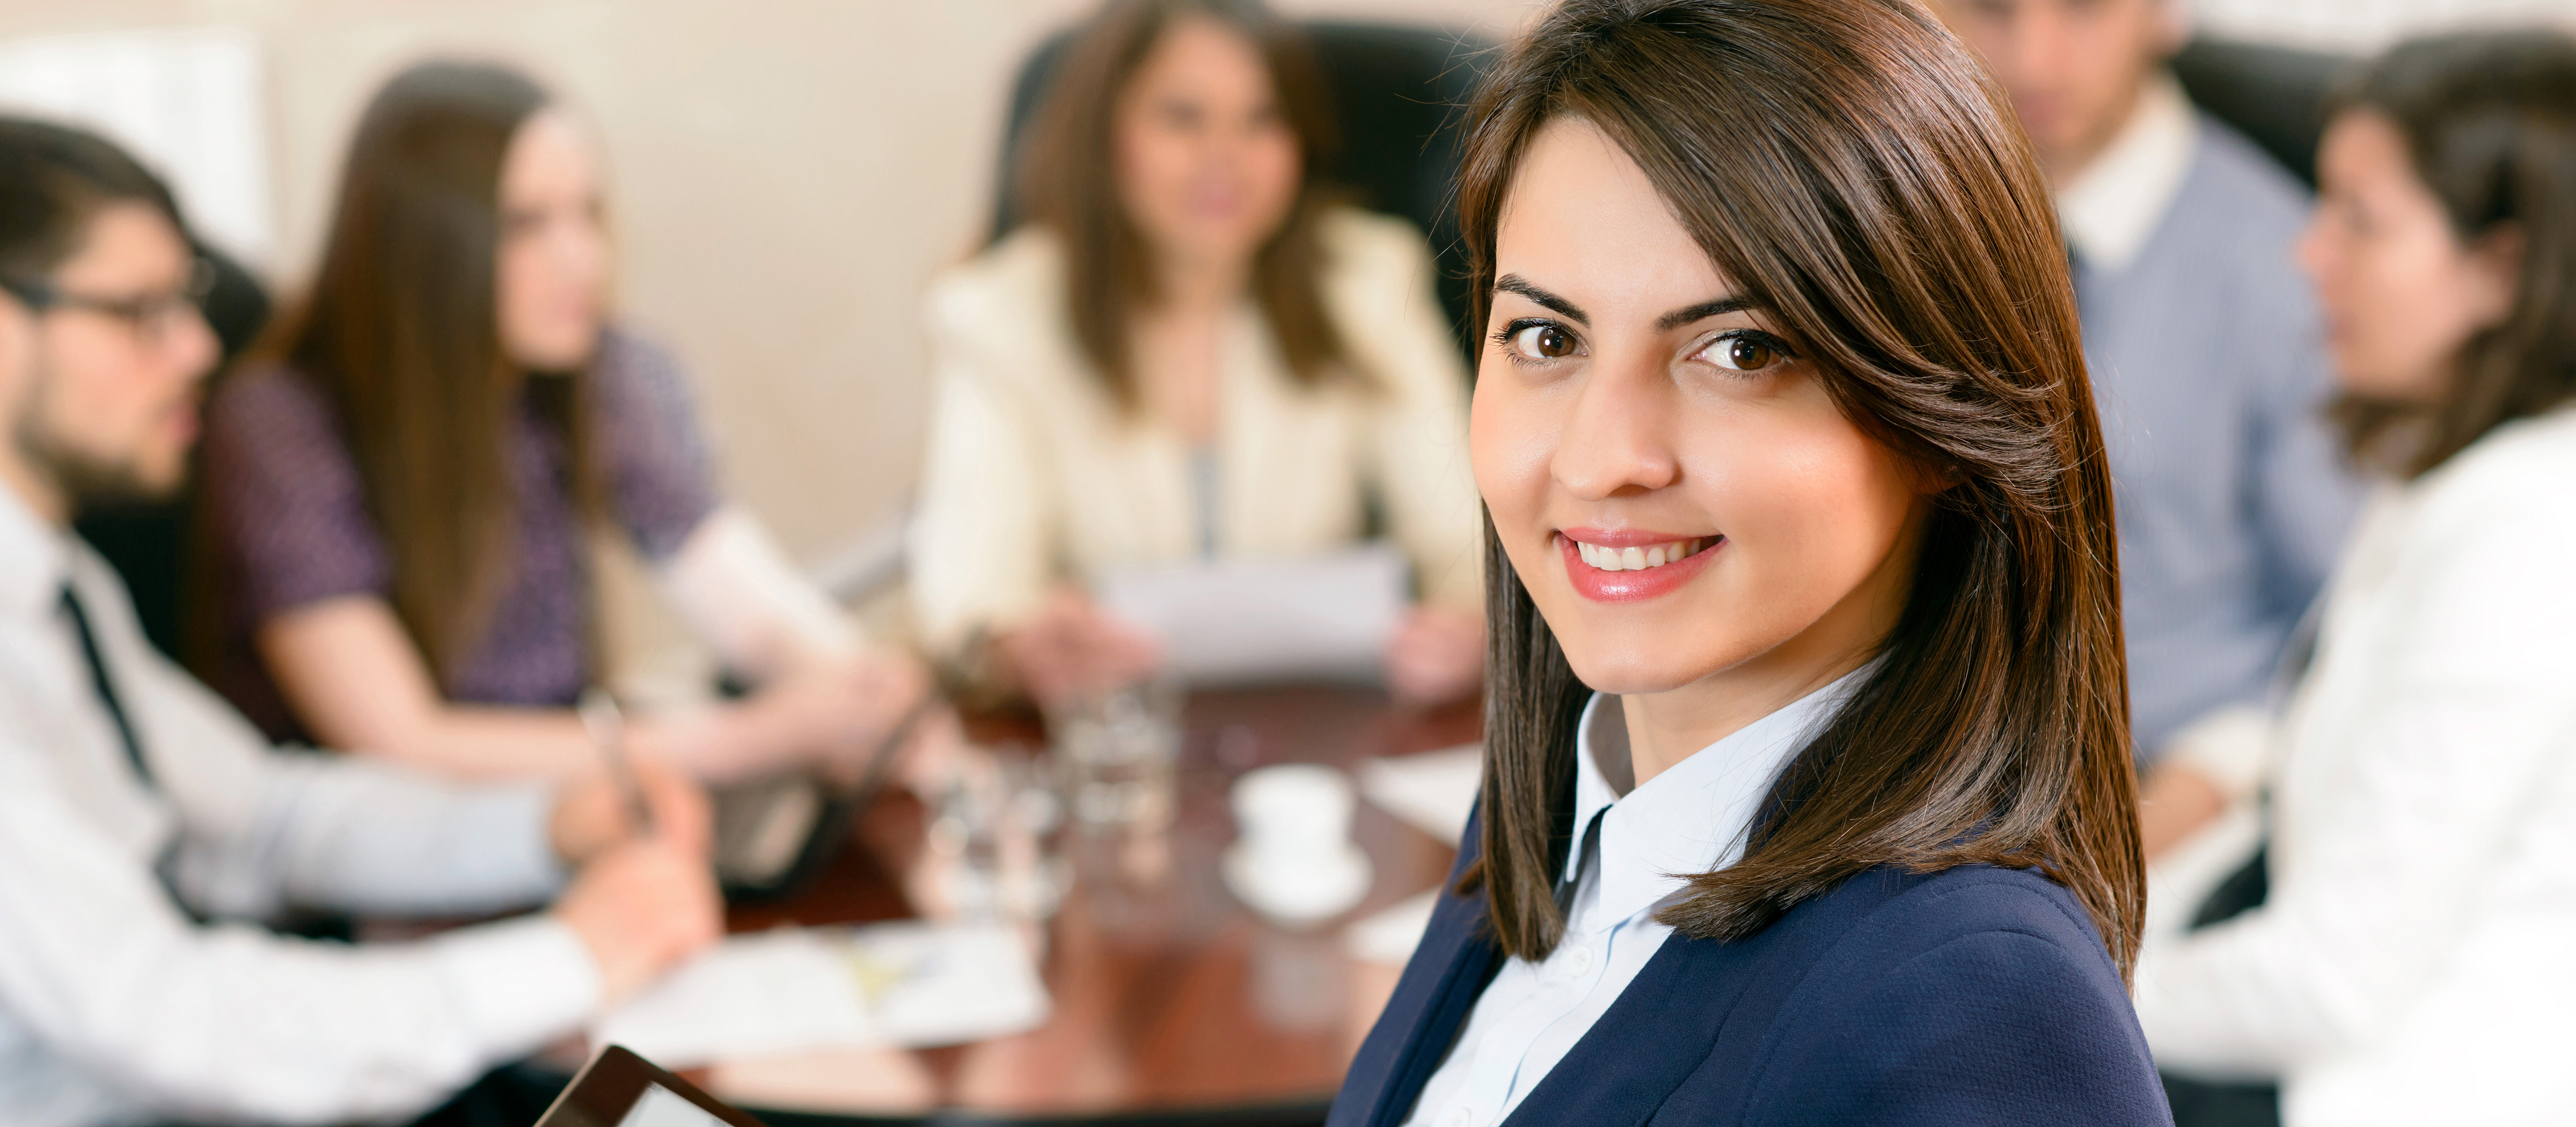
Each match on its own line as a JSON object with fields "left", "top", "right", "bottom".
{"left": 1111, "top": 17, "right": 1302, "bottom": 278}
{"left": 1474, "top": 118, "right": 1932, "bottom": 697}
{"left": 2298, "top": 109, "right": 2519, "bottom": 404}
{"left": 495, "top": 108, "right": 611, "bottom": 371}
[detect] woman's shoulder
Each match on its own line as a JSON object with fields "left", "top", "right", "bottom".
{"left": 2417, "top": 406, "right": 2576, "bottom": 513}
{"left": 1316, "top": 207, "right": 1434, "bottom": 292}
{"left": 925, "top": 226, "right": 1066, "bottom": 335}
{"left": 1780, "top": 863, "right": 2118, "bottom": 976}
{"left": 205, "top": 361, "right": 343, "bottom": 449}
{"left": 1715, "top": 865, "right": 2162, "bottom": 1123}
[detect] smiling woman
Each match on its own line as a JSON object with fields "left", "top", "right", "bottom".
{"left": 1331, "top": 2, "right": 2164, "bottom": 1125}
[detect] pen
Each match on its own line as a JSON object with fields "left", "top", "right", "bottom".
{"left": 577, "top": 688, "right": 656, "bottom": 837}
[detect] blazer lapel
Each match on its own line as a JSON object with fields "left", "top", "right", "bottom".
{"left": 1496, "top": 930, "right": 1761, "bottom": 1127}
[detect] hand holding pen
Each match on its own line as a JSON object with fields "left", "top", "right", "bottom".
{"left": 551, "top": 690, "right": 715, "bottom": 866}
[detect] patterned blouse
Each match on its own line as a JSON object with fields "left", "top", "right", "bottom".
{"left": 197, "top": 326, "right": 720, "bottom": 741}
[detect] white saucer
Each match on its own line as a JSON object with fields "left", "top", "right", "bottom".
{"left": 1223, "top": 841, "right": 1374, "bottom": 927}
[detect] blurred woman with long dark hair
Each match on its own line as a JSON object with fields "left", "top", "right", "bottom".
{"left": 197, "top": 60, "right": 927, "bottom": 784}
{"left": 1333, "top": 1, "right": 2165, "bottom": 1123}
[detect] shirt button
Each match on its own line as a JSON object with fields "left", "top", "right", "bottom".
{"left": 1441, "top": 1106, "right": 1474, "bottom": 1127}
{"left": 1560, "top": 942, "right": 1597, "bottom": 979}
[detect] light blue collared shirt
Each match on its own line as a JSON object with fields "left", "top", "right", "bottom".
{"left": 1401, "top": 667, "right": 1874, "bottom": 1127}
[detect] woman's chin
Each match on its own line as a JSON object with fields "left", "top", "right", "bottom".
{"left": 1554, "top": 642, "right": 1731, "bottom": 699}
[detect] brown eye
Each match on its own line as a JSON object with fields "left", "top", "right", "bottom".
{"left": 1707, "top": 333, "right": 1783, "bottom": 371}
{"left": 1509, "top": 323, "right": 1578, "bottom": 360}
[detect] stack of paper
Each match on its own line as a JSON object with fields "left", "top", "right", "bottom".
{"left": 595, "top": 922, "right": 1049, "bottom": 1070}
{"left": 1094, "top": 543, "right": 1407, "bottom": 685}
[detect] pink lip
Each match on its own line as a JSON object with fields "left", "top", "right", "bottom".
{"left": 1555, "top": 528, "right": 1723, "bottom": 603}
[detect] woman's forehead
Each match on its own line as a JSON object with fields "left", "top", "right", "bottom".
{"left": 1494, "top": 117, "right": 1743, "bottom": 323}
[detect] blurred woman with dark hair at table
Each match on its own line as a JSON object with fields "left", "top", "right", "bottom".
{"left": 908, "top": 0, "right": 1485, "bottom": 706}
{"left": 2137, "top": 31, "right": 2576, "bottom": 1127}
{"left": 1334, "top": 1, "right": 2169, "bottom": 1123}
{"left": 194, "top": 59, "right": 930, "bottom": 784}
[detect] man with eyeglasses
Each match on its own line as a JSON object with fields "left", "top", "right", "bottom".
{"left": 0, "top": 117, "right": 721, "bottom": 1126}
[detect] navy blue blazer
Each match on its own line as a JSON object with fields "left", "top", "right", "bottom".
{"left": 1332, "top": 817, "right": 2172, "bottom": 1126}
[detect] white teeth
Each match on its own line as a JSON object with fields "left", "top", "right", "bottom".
{"left": 1572, "top": 537, "right": 1707, "bottom": 573}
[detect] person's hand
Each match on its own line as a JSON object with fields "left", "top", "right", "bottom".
{"left": 992, "top": 587, "right": 1163, "bottom": 706}
{"left": 2138, "top": 760, "right": 2230, "bottom": 863}
{"left": 550, "top": 753, "right": 713, "bottom": 867}
{"left": 553, "top": 837, "right": 723, "bottom": 1006}
{"left": 748, "top": 648, "right": 936, "bottom": 782}
{"left": 1386, "top": 605, "right": 1485, "bottom": 705}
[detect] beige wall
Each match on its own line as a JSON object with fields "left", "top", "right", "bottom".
{"left": 0, "top": 0, "right": 1533, "bottom": 570}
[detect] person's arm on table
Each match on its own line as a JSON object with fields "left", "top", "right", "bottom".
{"left": 2133, "top": 280, "right": 2367, "bottom": 859}
{"left": 0, "top": 737, "right": 716, "bottom": 1125}
{"left": 257, "top": 596, "right": 920, "bottom": 786}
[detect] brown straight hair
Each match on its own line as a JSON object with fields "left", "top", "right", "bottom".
{"left": 263, "top": 60, "right": 606, "bottom": 680}
{"left": 1461, "top": 0, "right": 2145, "bottom": 978}
{"left": 2326, "top": 31, "right": 2576, "bottom": 477}
{"left": 1011, "top": 0, "right": 1353, "bottom": 411}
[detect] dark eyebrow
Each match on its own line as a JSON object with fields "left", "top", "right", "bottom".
{"left": 1494, "top": 274, "right": 1588, "bottom": 325}
{"left": 1656, "top": 296, "right": 1758, "bottom": 333}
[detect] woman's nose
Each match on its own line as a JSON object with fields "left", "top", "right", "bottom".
{"left": 1551, "top": 363, "right": 1679, "bottom": 501}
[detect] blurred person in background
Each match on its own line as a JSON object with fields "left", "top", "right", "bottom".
{"left": 1935, "top": 0, "right": 2363, "bottom": 854}
{"left": 908, "top": 0, "right": 1485, "bottom": 706}
{"left": 2135, "top": 31, "right": 2576, "bottom": 1127}
{"left": 0, "top": 115, "right": 718, "bottom": 1127}
{"left": 195, "top": 60, "right": 931, "bottom": 785}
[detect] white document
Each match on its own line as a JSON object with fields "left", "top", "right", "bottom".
{"left": 595, "top": 922, "right": 1049, "bottom": 1070}
{"left": 1094, "top": 543, "right": 1407, "bottom": 686}
{"left": 1357, "top": 743, "right": 1482, "bottom": 847}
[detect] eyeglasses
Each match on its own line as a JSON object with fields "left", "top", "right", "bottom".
{"left": 0, "top": 257, "right": 217, "bottom": 349}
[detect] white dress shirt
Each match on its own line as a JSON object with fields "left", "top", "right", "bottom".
{"left": 0, "top": 487, "right": 599, "bottom": 1126}
{"left": 2057, "top": 72, "right": 2198, "bottom": 275}
{"left": 907, "top": 208, "right": 1484, "bottom": 654}
{"left": 1401, "top": 670, "right": 1870, "bottom": 1127}
{"left": 2134, "top": 407, "right": 2576, "bottom": 1125}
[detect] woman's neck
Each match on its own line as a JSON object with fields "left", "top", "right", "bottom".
{"left": 1150, "top": 248, "right": 1250, "bottom": 318}
{"left": 1618, "top": 641, "right": 1876, "bottom": 788}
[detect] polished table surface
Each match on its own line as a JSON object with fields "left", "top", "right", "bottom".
{"left": 712, "top": 685, "right": 1478, "bottom": 1123}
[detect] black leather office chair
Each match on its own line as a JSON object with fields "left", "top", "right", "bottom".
{"left": 991, "top": 21, "right": 1495, "bottom": 356}
{"left": 72, "top": 242, "right": 269, "bottom": 660}
{"left": 2174, "top": 36, "right": 2355, "bottom": 188}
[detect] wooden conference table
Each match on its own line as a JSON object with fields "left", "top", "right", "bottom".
{"left": 710, "top": 686, "right": 1480, "bottom": 1125}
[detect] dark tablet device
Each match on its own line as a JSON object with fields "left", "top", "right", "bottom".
{"left": 535, "top": 1044, "right": 767, "bottom": 1127}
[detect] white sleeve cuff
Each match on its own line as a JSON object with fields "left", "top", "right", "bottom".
{"left": 429, "top": 915, "right": 602, "bottom": 1063}
{"left": 464, "top": 784, "right": 574, "bottom": 904}
{"left": 2159, "top": 703, "right": 2274, "bottom": 802}
{"left": 658, "top": 508, "right": 861, "bottom": 679}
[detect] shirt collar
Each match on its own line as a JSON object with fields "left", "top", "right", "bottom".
{"left": 1565, "top": 662, "right": 1877, "bottom": 930}
{"left": 0, "top": 481, "right": 71, "bottom": 620}
{"left": 2055, "top": 71, "right": 2199, "bottom": 274}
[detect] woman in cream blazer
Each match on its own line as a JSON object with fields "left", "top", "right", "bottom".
{"left": 2136, "top": 32, "right": 2576, "bottom": 1126}
{"left": 909, "top": 0, "right": 1482, "bottom": 703}
{"left": 910, "top": 208, "right": 1482, "bottom": 688}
